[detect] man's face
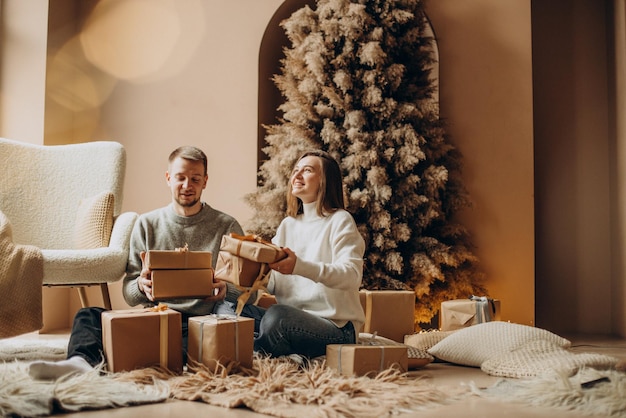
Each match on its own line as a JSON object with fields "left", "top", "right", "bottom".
{"left": 166, "top": 157, "right": 207, "bottom": 212}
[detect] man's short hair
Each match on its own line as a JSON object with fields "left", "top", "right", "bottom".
{"left": 168, "top": 146, "right": 208, "bottom": 175}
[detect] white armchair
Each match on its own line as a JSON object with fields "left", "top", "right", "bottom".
{"left": 0, "top": 138, "right": 138, "bottom": 309}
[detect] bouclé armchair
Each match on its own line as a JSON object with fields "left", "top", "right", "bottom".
{"left": 0, "top": 138, "right": 137, "bottom": 309}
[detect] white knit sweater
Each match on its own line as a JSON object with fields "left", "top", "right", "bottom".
{"left": 267, "top": 202, "right": 365, "bottom": 332}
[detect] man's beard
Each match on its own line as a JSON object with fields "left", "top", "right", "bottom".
{"left": 175, "top": 195, "right": 200, "bottom": 208}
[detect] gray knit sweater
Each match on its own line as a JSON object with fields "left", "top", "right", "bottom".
{"left": 123, "top": 202, "right": 244, "bottom": 316}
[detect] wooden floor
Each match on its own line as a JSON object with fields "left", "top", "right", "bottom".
{"left": 15, "top": 332, "right": 626, "bottom": 417}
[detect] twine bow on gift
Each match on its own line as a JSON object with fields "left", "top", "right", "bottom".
{"left": 174, "top": 243, "right": 189, "bottom": 252}
{"left": 235, "top": 267, "right": 272, "bottom": 316}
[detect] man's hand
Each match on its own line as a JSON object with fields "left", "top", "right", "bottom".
{"left": 138, "top": 251, "right": 154, "bottom": 301}
{"left": 203, "top": 279, "right": 227, "bottom": 302}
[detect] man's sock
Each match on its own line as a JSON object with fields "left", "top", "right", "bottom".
{"left": 29, "top": 355, "right": 93, "bottom": 380}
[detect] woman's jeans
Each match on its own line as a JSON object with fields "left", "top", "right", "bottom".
{"left": 66, "top": 307, "right": 192, "bottom": 366}
{"left": 232, "top": 302, "right": 356, "bottom": 358}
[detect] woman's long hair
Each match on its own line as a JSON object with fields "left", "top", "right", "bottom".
{"left": 286, "top": 150, "right": 345, "bottom": 217}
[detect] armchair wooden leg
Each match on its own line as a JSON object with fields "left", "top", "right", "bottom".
{"left": 77, "top": 287, "right": 89, "bottom": 308}
{"left": 100, "top": 283, "right": 112, "bottom": 310}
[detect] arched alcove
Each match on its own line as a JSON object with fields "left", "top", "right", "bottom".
{"left": 257, "top": 1, "right": 440, "bottom": 170}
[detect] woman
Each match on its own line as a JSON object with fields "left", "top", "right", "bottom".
{"left": 240, "top": 150, "right": 366, "bottom": 359}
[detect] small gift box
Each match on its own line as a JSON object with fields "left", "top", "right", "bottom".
{"left": 219, "top": 233, "right": 286, "bottom": 264}
{"left": 439, "top": 296, "right": 501, "bottom": 331}
{"left": 151, "top": 269, "right": 215, "bottom": 300}
{"left": 101, "top": 306, "right": 183, "bottom": 373}
{"left": 145, "top": 249, "right": 212, "bottom": 270}
{"left": 187, "top": 315, "right": 255, "bottom": 370}
{"left": 214, "top": 234, "right": 286, "bottom": 288}
{"left": 326, "top": 344, "right": 408, "bottom": 377}
{"left": 359, "top": 290, "right": 415, "bottom": 342}
{"left": 214, "top": 251, "right": 268, "bottom": 287}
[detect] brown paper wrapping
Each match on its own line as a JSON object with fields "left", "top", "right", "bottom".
{"left": 214, "top": 251, "right": 266, "bottom": 287}
{"left": 145, "top": 250, "right": 212, "bottom": 270}
{"left": 151, "top": 268, "right": 215, "bottom": 300}
{"left": 101, "top": 307, "right": 183, "bottom": 373}
{"left": 359, "top": 290, "right": 415, "bottom": 342}
{"left": 187, "top": 315, "right": 255, "bottom": 370}
{"left": 439, "top": 298, "right": 501, "bottom": 331}
{"left": 326, "top": 344, "right": 408, "bottom": 376}
{"left": 219, "top": 234, "right": 286, "bottom": 263}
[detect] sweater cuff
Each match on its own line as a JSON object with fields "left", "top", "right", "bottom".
{"left": 225, "top": 282, "right": 242, "bottom": 304}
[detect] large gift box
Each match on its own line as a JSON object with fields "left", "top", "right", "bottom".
{"left": 187, "top": 315, "right": 255, "bottom": 370}
{"left": 151, "top": 269, "right": 215, "bottom": 300}
{"left": 359, "top": 290, "right": 415, "bottom": 342}
{"left": 439, "top": 296, "right": 501, "bottom": 331}
{"left": 145, "top": 249, "right": 212, "bottom": 269}
{"left": 326, "top": 344, "right": 408, "bottom": 376}
{"left": 101, "top": 307, "right": 183, "bottom": 373}
{"left": 215, "top": 234, "right": 286, "bottom": 288}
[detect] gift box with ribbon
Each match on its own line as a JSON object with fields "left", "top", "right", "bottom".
{"left": 439, "top": 295, "right": 501, "bottom": 331}
{"left": 214, "top": 233, "right": 286, "bottom": 288}
{"left": 359, "top": 290, "right": 415, "bottom": 342}
{"left": 101, "top": 305, "right": 183, "bottom": 373}
{"left": 146, "top": 245, "right": 215, "bottom": 300}
{"left": 326, "top": 344, "right": 408, "bottom": 376}
{"left": 187, "top": 314, "right": 255, "bottom": 370}
{"left": 145, "top": 248, "right": 212, "bottom": 270}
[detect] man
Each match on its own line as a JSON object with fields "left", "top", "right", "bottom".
{"left": 29, "top": 146, "right": 243, "bottom": 379}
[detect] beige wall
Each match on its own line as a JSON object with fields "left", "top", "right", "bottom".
{"left": 426, "top": 0, "right": 535, "bottom": 326}
{"left": 10, "top": 0, "right": 618, "bottom": 334}
{"left": 0, "top": 0, "right": 48, "bottom": 142}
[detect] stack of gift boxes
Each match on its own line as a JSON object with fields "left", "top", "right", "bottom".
{"left": 101, "top": 249, "right": 254, "bottom": 373}
{"left": 325, "top": 290, "right": 415, "bottom": 376}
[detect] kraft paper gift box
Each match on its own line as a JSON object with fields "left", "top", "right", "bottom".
{"left": 214, "top": 251, "right": 268, "bottom": 287}
{"left": 359, "top": 290, "right": 415, "bottom": 342}
{"left": 219, "top": 233, "right": 286, "bottom": 264}
{"left": 151, "top": 268, "right": 215, "bottom": 300}
{"left": 326, "top": 344, "right": 408, "bottom": 377}
{"left": 439, "top": 296, "right": 501, "bottom": 331}
{"left": 101, "top": 307, "right": 183, "bottom": 373}
{"left": 187, "top": 315, "right": 255, "bottom": 370}
{"left": 145, "top": 249, "right": 212, "bottom": 270}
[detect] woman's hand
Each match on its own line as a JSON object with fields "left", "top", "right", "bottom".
{"left": 269, "top": 247, "right": 297, "bottom": 275}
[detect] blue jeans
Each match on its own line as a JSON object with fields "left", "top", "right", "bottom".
{"left": 218, "top": 302, "right": 356, "bottom": 358}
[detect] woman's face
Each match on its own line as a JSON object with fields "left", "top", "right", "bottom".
{"left": 290, "top": 155, "right": 322, "bottom": 204}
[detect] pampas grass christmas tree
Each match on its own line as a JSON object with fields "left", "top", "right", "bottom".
{"left": 245, "top": 0, "right": 486, "bottom": 326}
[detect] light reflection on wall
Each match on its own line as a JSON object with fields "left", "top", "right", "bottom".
{"left": 47, "top": 36, "right": 116, "bottom": 112}
{"left": 78, "top": 0, "right": 205, "bottom": 83}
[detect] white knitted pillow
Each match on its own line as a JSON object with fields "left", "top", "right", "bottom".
{"left": 481, "top": 339, "right": 619, "bottom": 378}
{"left": 404, "top": 329, "right": 457, "bottom": 351}
{"left": 427, "top": 321, "right": 571, "bottom": 367}
{"left": 73, "top": 192, "right": 114, "bottom": 249}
